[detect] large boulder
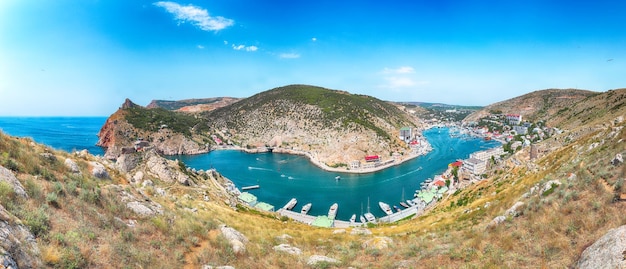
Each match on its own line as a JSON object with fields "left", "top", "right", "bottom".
{"left": 64, "top": 158, "right": 81, "bottom": 174}
{"left": 0, "top": 165, "right": 28, "bottom": 199}
{"left": 307, "top": 255, "right": 339, "bottom": 266}
{"left": 116, "top": 153, "right": 141, "bottom": 173}
{"left": 577, "top": 225, "right": 626, "bottom": 269}
{"left": 145, "top": 151, "right": 191, "bottom": 186}
{"left": 220, "top": 225, "right": 248, "bottom": 254}
{"left": 273, "top": 244, "right": 302, "bottom": 255}
{"left": 89, "top": 162, "right": 109, "bottom": 179}
{"left": 0, "top": 205, "right": 42, "bottom": 268}
{"left": 505, "top": 201, "right": 525, "bottom": 217}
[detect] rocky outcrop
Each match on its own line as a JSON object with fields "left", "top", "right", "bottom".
{"left": 0, "top": 205, "right": 42, "bottom": 268}
{"left": 106, "top": 185, "right": 163, "bottom": 217}
{"left": 273, "top": 244, "right": 302, "bottom": 255}
{"left": 64, "top": 158, "right": 81, "bottom": 174}
{"left": 116, "top": 153, "right": 141, "bottom": 173}
{"left": 307, "top": 255, "right": 339, "bottom": 266}
{"left": 145, "top": 151, "right": 191, "bottom": 186}
{"left": 220, "top": 225, "right": 248, "bottom": 254}
{"left": 89, "top": 162, "right": 109, "bottom": 179}
{"left": 577, "top": 225, "right": 626, "bottom": 269}
{"left": 0, "top": 166, "right": 28, "bottom": 199}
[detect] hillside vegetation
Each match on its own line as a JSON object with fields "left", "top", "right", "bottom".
{"left": 98, "top": 85, "right": 423, "bottom": 167}
{"left": 146, "top": 97, "right": 240, "bottom": 112}
{"left": 464, "top": 88, "right": 596, "bottom": 123}
{"left": 4, "top": 87, "right": 625, "bottom": 268}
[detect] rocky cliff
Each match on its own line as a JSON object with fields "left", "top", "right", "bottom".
{"left": 97, "top": 99, "right": 210, "bottom": 159}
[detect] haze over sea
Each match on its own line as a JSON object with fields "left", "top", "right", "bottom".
{"left": 0, "top": 117, "right": 499, "bottom": 221}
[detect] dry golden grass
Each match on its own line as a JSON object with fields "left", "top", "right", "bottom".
{"left": 2, "top": 112, "right": 626, "bottom": 268}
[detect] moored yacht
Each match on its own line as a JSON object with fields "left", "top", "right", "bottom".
{"left": 379, "top": 201, "right": 393, "bottom": 215}
{"left": 300, "top": 203, "right": 312, "bottom": 214}
{"left": 283, "top": 198, "right": 297, "bottom": 210}
{"left": 328, "top": 203, "right": 339, "bottom": 219}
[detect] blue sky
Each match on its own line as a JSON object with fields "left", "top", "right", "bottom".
{"left": 1, "top": 0, "right": 625, "bottom": 116}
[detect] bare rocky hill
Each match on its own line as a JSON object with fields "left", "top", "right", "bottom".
{"left": 146, "top": 97, "right": 240, "bottom": 113}
{"left": 98, "top": 85, "right": 424, "bottom": 167}
{"left": 464, "top": 88, "right": 596, "bottom": 123}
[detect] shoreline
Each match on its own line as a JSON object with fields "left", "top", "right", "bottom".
{"left": 209, "top": 140, "right": 433, "bottom": 174}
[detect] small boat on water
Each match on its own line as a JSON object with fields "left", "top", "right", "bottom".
{"left": 379, "top": 202, "right": 393, "bottom": 215}
{"left": 360, "top": 215, "right": 366, "bottom": 223}
{"left": 407, "top": 199, "right": 417, "bottom": 207}
{"left": 335, "top": 176, "right": 341, "bottom": 180}
{"left": 328, "top": 203, "right": 339, "bottom": 219}
{"left": 300, "top": 203, "right": 312, "bottom": 214}
{"left": 393, "top": 205, "right": 401, "bottom": 212}
{"left": 364, "top": 212, "right": 376, "bottom": 222}
{"left": 350, "top": 214, "right": 356, "bottom": 223}
{"left": 399, "top": 202, "right": 410, "bottom": 208}
{"left": 283, "top": 198, "right": 297, "bottom": 210}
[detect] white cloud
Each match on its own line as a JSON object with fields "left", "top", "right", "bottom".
{"left": 385, "top": 77, "right": 417, "bottom": 87}
{"left": 382, "top": 66, "right": 415, "bottom": 74}
{"left": 279, "top": 53, "right": 300, "bottom": 59}
{"left": 197, "top": 45, "right": 204, "bottom": 49}
{"left": 223, "top": 40, "right": 228, "bottom": 45}
{"left": 379, "top": 66, "right": 428, "bottom": 90}
{"left": 232, "top": 44, "right": 258, "bottom": 52}
{"left": 311, "top": 37, "right": 317, "bottom": 42}
{"left": 154, "top": 1, "right": 234, "bottom": 31}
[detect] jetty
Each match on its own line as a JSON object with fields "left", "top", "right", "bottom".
{"left": 277, "top": 209, "right": 362, "bottom": 228}
{"left": 241, "top": 185, "right": 260, "bottom": 190}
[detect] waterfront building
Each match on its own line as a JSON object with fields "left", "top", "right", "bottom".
{"left": 238, "top": 192, "right": 258, "bottom": 206}
{"left": 513, "top": 125, "right": 528, "bottom": 135}
{"left": 469, "top": 147, "right": 504, "bottom": 162}
{"left": 506, "top": 114, "right": 523, "bottom": 125}
{"left": 350, "top": 160, "right": 361, "bottom": 169}
{"left": 255, "top": 202, "right": 275, "bottom": 212}
{"left": 399, "top": 127, "right": 412, "bottom": 141}
{"left": 463, "top": 158, "right": 487, "bottom": 175}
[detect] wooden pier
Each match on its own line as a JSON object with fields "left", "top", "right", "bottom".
{"left": 241, "top": 185, "right": 260, "bottom": 190}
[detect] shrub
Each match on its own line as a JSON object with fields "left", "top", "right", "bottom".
{"left": 23, "top": 206, "right": 50, "bottom": 237}
{"left": 0, "top": 181, "right": 15, "bottom": 206}
{"left": 46, "top": 192, "right": 59, "bottom": 208}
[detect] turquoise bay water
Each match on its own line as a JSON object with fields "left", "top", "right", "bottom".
{"left": 0, "top": 117, "right": 499, "bottom": 221}
{"left": 176, "top": 128, "right": 500, "bottom": 221}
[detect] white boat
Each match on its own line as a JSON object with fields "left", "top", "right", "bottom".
{"left": 407, "top": 199, "right": 417, "bottom": 207}
{"left": 399, "top": 202, "right": 410, "bottom": 208}
{"left": 328, "top": 203, "right": 338, "bottom": 219}
{"left": 379, "top": 202, "right": 393, "bottom": 215}
{"left": 350, "top": 214, "right": 356, "bottom": 223}
{"left": 300, "top": 203, "right": 312, "bottom": 214}
{"left": 364, "top": 212, "right": 376, "bottom": 222}
{"left": 335, "top": 176, "right": 341, "bottom": 180}
{"left": 283, "top": 198, "right": 297, "bottom": 210}
{"left": 360, "top": 215, "right": 366, "bottom": 223}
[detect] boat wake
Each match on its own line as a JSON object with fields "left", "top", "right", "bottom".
{"left": 248, "top": 166, "right": 273, "bottom": 172}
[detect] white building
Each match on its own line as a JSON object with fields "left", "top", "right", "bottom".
{"left": 506, "top": 114, "right": 523, "bottom": 125}
{"left": 463, "top": 158, "right": 487, "bottom": 175}
{"left": 469, "top": 147, "right": 504, "bottom": 162}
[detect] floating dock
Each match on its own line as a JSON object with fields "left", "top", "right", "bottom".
{"left": 241, "top": 185, "right": 260, "bottom": 190}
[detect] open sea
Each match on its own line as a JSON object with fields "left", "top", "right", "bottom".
{"left": 0, "top": 117, "right": 500, "bottom": 221}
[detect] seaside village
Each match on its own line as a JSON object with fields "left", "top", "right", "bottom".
{"left": 229, "top": 112, "right": 560, "bottom": 228}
